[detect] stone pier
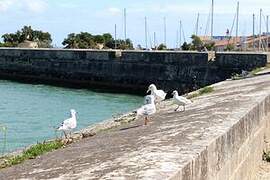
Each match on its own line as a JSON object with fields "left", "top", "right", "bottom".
{"left": 0, "top": 72, "right": 270, "bottom": 179}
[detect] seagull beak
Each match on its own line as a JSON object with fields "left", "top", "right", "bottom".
{"left": 146, "top": 89, "right": 150, "bottom": 93}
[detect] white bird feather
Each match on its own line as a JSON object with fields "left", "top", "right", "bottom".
{"left": 147, "top": 84, "right": 166, "bottom": 103}
{"left": 57, "top": 109, "right": 77, "bottom": 133}
{"left": 136, "top": 95, "right": 156, "bottom": 125}
{"left": 172, "top": 90, "right": 192, "bottom": 111}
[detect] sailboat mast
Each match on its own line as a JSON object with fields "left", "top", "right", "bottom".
{"left": 259, "top": 9, "right": 262, "bottom": 51}
{"left": 179, "top": 20, "right": 182, "bottom": 49}
{"left": 195, "top": 13, "right": 200, "bottom": 36}
{"left": 124, "top": 8, "right": 127, "bottom": 41}
{"left": 149, "top": 31, "right": 153, "bottom": 49}
{"left": 154, "top": 32, "right": 157, "bottom": 49}
{"left": 267, "top": 15, "right": 269, "bottom": 52}
{"left": 145, "top": 17, "right": 148, "bottom": 49}
{"left": 236, "top": 2, "right": 239, "bottom": 46}
{"left": 164, "top": 17, "right": 167, "bottom": 46}
{"left": 253, "top": 14, "right": 255, "bottom": 51}
{"left": 176, "top": 30, "right": 179, "bottom": 49}
{"left": 114, "top": 24, "right": 117, "bottom": 49}
{"left": 211, "top": 0, "right": 214, "bottom": 40}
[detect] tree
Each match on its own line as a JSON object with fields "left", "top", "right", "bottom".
{"left": 62, "top": 33, "right": 77, "bottom": 48}
{"left": 21, "top": 26, "right": 33, "bottom": 41}
{"left": 102, "top": 33, "right": 113, "bottom": 44}
{"left": 157, "top": 43, "right": 167, "bottom": 50}
{"left": 136, "top": 44, "right": 143, "bottom": 50}
{"left": 1, "top": 26, "right": 52, "bottom": 48}
{"left": 105, "top": 38, "right": 134, "bottom": 50}
{"left": 93, "top": 35, "right": 104, "bottom": 44}
{"left": 62, "top": 32, "right": 96, "bottom": 49}
{"left": 180, "top": 35, "right": 215, "bottom": 51}
{"left": 204, "top": 41, "right": 215, "bottom": 51}
{"left": 190, "top": 35, "right": 203, "bottom": 51}
{"left": 181, "top": 42, "right": 191, "bottom": 50}
{"left": 62, "top": 32, "right": 132, "bottom": 50}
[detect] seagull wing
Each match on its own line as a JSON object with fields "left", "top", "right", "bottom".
{"left": 175, "top": 96, "right": 192, "bottom": 105}
{"left": 58, "top": 117, "right": 75, "bottom": 130}
{"left": 155, "top": 90, "right": 167, "bottom": 101}
{"left": 137, "top": 104, "right": 156, "bottom": 116}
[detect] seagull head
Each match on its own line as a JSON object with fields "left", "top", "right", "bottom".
{"left": 147, "top": 84, "right": 157, "bottom": 93}
{"left": 172, "top": 90, "right": 179, "bottom": 96}
{"left": 144, "top": 95, "right": 155, "bottom": 104}
{"left": 70, "top": 109, "right": 77, "bottom": 116}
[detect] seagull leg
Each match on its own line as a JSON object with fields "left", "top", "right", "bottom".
{"left": 69, "top": 131, "right": 72, "bottom": 139}
{"left": 144, "top": 117, "right": 149, "bottom": 125}
{"left": 67, "top": 131, "right": 70, "bottom": 139}
{"left": 174, "top": 105, "right": 180, "bottom": 112}
{"left": 183, "top": 105, "right": 185, "bottom": 112}
{"left": 156, "top": 102, "right": 159, "bottom": 110}
{"left": 63, "top": 131, "right": 67, "bottom": 139}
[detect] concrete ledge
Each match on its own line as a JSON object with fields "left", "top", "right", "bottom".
{"left": 0, "top": 74, "right": 270, "bottom": 179}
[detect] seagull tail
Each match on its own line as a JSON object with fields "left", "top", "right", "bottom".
{"left": 56, "top": 126, "right": 64, "bottom": 131}
{"left": 135, "top": 108, "right": 143, "bottom": 119}
{"left": 49, "top": 125, "right": 61, "bottom": 131}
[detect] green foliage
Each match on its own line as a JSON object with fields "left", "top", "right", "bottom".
{"left": 251, "top": 67, "right": 264, "bottom": 75}
{"left": 105, "top": 38, "right": 134, "bottom": 50}
{"left": 0, "top": 140, "right": 63, "bottom": 168}
{"left": 1, "top": 26, "right": 52, "bottom": 48}
{"left": 181, "top": 35, "right": 215, "bottom": 51}
{"left": 93, "top": 35, "right": 104, "bottom": 44}
{"left": 263, "top": 151, "right": 270, "bottom": 162}
{"left": 198, "top": 86, "right": 214, "bottom": 94}
{"left": 62, "top": 32, "right": 97, "bottom": 49}
{"left": 224, "top": 44, "right": 235, "bottom": 51}
{"left": 136, "top": 44, "right": 143, "bottom": 50}
{"left": 102, "top": 33, "right": 113, "bottom": 43}
{"left": 187, "top": 86, "right": 214, "bottom": 99}
{"left": 190, "top": 34, "right": 203, "bottom": 51}
{"left": 204, "top": 41, "right": 215, "bottom": 51}
{"left": 181, "top": 42, "right": 191, "bottom": 50}
{"left": 62, "top": 32, "right": 134, "bottom": 50}
{"left": 157, "top": 43, "right": 167, "bottom": 50}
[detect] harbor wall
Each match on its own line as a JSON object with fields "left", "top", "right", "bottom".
{"left": 0, "top": 48, "right": 267, "bottom": 94}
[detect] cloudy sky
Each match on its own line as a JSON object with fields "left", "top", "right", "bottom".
{"left": 0, "top": 0, "right": 269, "bottom": 48}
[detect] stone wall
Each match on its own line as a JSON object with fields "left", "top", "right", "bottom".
{"left": 0, "top": 48, "right": 267, "bottom": 94}
{"left": 170, "top": 77, "right": 270, "bottom": 180}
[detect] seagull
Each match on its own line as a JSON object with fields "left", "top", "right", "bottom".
{"left": 57, "top": 109, "right": 77, "bottom": 138}
{"left": 172, "top": 90, "right": 192, "bottom": 112}
{"left": 136, "top": 95, "right": 156, "bottom": 125}
{"left": 147, "top": 84, "right": 167, "bottom": 104}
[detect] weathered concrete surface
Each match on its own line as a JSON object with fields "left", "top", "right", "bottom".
{"left": 0, "top": 48, "right": 267, "bottom": 94}
{"left": 1, "top": 74, "right": 270, "bottom": 179}
{"left": 256, "top": 161, "right": 270, "bottom": 179}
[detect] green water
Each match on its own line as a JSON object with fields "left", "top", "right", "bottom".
{"left": 0, "top": 80, "right": 143, "bottom": 153}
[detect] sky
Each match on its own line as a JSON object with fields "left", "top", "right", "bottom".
{"left": 0, "top": 0, "right": 269, "bottom": 48}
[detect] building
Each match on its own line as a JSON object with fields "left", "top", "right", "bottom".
{"left": 200, "top": 35, "right": 270, "bottom": 51}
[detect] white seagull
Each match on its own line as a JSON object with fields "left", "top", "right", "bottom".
{"left": 147, "top": 84, "right": 167, "bottom": 104}
{"left": 172, "top": 90, "right": 192, "bottom": 112}
{"left": 57, "top": 109, "right": 77, "bottom": 138}
{"left": 136, "top": 95, "right": 156, "bottom": 125}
